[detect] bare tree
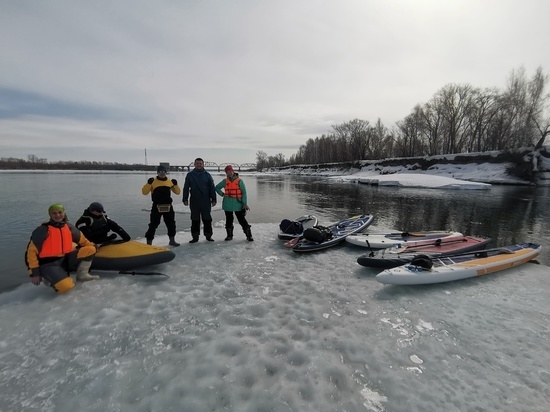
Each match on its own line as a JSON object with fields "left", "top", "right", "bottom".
{"left": 370, "top": 119, "right": 390, "bottom": 159}
{"left": 434, "top": 84, "right": 473, "bottom": 154}
{"left": 396, "top": 106, "right": 425, "bottom": 157}
{"left": 464, "top": 87, "right": 500, "bottom": 152}
{"left": 332, "top": 119, "right": 371, "bottom": 161}
{"left": 256, "top": 150, "right": 269, "bottom": 171}
{"left": 419, "top": 102, "right": 444, "bottom": 155}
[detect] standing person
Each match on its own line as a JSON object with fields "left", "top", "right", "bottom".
{"left": 76, "top": 202, "right": 131, "bottom": 244}
{"left": 182, "top": 158, "right": 217, "bottom": 243}
{"left": 25, "top": 203, "right": 99, "bottom": 294}
{"left": 142, "top": 166, "right": 181, "bottom": 246}
{"left": 215, "top": 165, "right": 253, "bottom": 241}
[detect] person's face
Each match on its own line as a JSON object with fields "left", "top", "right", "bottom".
{"left": 225, "top": 169, "right": 234, "bottom": 177}
{"left": 90, "top": 210, "right": 103, "bottom": 216}
{"left": 194, "top": 160, "right": 204, "bottom": 169}
{"left": 49, "top": 209, "right": 65, "bottom": 222}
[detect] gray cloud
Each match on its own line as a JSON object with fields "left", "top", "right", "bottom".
{"left": 1, "top": 0, "right": 549, "bottom": 165}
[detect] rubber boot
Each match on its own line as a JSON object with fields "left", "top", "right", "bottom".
{"left": 146, "top": 238, "right": 153, "bottom": 245}
{"left": 190, "top": 220, "right": 200, "bottom": 243}
{"left": 76, "top": 260, "right": 100, "bottom": 282}
{"left": 204, "top": 220, "right": 214, "bottom": 241}
{"left": 225, "top": 227, "right": 234, "bottom": 241}
{"left": 244, "top": 226, "right": 254, "bottom": 242}
{"left": 169, "top": 236, "right": 180, "bottom": 247}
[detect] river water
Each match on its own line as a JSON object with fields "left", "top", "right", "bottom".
{"left": 1, "top": 171, "right": 549, "bottom": 293}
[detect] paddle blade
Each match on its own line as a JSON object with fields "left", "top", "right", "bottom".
{"left": 284, "top": 237, "right": 300, "bottom": 248}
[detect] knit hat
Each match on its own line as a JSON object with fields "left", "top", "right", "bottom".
{"left": 48, "top": 203, "right": 65, "bottom": 213}
{"left": 224, "top": 165, "right": 234, "bottom": 173}
{"left": 89, "top": 202, "right": 105, "bottom": 213}
{"left": 157, "top": 165, "right": 168, "bottom": 174}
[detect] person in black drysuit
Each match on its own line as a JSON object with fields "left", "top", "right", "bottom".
{"left": 76, "top": 202, "right": 131, "bottom": 244}
{"left": 182, "top": 158, "right": 217, "bottom": 243}
{"left": 142, "top": 166, "right": 181, "bottom": 246}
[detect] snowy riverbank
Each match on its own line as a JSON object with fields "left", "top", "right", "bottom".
{"left": 1, "top": 226, "right": 549, "bottom": 412}
{"left": 268, "top": 146, "right": 550, "bottom": 187}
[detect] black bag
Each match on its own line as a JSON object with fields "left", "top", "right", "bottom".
{"left": 410, "top": 254, "right": 433, "bottom": 270}
{"left": 303, "top": 226, "right": 333, "bottom": 243}
{"left": 279, "top": 219, "right": 304, "bottom": 235}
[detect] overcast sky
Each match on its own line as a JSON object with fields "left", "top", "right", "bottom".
{"left": 1, "top": 0, "right": 549, "bottom": 166}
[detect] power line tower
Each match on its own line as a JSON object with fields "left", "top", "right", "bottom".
{"left": 144, "top": 149, "right": 148, "bottom": 166}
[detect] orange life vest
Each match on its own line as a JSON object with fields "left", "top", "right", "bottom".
{"left": 224, "top": 177, "right": 242, "bottom": 199}
{"left": 38, "top": 224, "right": 74, "bottom": 258}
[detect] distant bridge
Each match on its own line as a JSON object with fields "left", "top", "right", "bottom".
{"left": 158, "top": 161, "right": 257, "bottom": 172}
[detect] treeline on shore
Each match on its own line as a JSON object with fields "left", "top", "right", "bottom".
{"left": 0, "top": 157, "right": 155, "bottom": 172}
{"left": 256, "top": 67, "right": 550, "bottom": 170}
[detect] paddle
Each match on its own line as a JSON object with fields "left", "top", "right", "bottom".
{"left": 400, "top": 231, "right": 451, "bottom": 238}
{"left": 283, "top": 237, "right": 300, "bottom": 247}
{"left": 119, "top": 270, "right": 171, "bottom": 278}
{"left": 391, "top": 236, "right": 468, "bottom": 253}
{"left": 429, "top": 246, "right": 515, "bottom": 263}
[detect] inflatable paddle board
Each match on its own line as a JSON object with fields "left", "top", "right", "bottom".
{"left": 292, "top": 214, "right": 374, "bottom": 253}
{"left": 357, "top": 235, "right": 492, "bottom": 268}
{"left": 346, "top": 230, "right": 463, "bottom": 249}
{"left": 375, "top": 243, "right": 541, "bottom": 285}
{"left": 278, "top": 215, "right": 318, "bottom": 240}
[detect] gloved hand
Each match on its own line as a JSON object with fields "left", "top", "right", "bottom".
{"left": 147, "top": 177, "right": 154, "bottom": 184}
{"left": 31, "top": 275, "right": 42, "bottom": 286}
{"left": 171, "top": 179, "right": 178, "bottom": 185}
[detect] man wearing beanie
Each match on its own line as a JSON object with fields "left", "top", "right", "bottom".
{"left": 215, "top": 165, "right": 253, "bottom": 241}
{"left": 142, "top": 165, "right": 181, "bottom": 246}
{"left": 25, "top": 203, "right": 99, "bottom": 294}
{"left": 182, "top": 158, "right": 217, "bottom": 243}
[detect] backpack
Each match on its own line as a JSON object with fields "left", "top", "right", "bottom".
{"left": 303, "top": 226, "right": 333, "bottom": 243}
{"left": 410, "top": 254, "right": 434, "bottom": 270}
{"left": 279, "top": 219, "right": 304, "bottom": 235}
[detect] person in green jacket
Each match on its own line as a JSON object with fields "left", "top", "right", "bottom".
{"left": 215, "top": 165, "right": 253, "bottom": 241}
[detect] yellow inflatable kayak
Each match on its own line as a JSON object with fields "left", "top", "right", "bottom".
{"left": 92, "top": 240, "right": 176, "bottom": 271}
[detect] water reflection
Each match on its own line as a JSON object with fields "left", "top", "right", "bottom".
{"left": 256, "top": 176, "right": 550, "bottom": 265}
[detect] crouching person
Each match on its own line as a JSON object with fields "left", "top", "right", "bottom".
{"left": 25, "top": 203, "right": 99, "bottom": 294}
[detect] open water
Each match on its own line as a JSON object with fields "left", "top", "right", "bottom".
{"left": 1, "top": 170, "right": 549, "bottom": 293}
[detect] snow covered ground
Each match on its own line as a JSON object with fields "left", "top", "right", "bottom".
{"left": 332, "top": 172, "right": 492, "bottom": 189}
{"left": 1, "top": 221, "right": 549, "bottom": 412}
{"left": 271, "top": 148, "right": 550, "bottom": 187}
{"left": 1, "top": 173, "right": 548, "bottom": 411}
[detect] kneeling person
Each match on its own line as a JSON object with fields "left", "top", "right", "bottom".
{"left": 25, "top": 203, "right": 99, "bottom": 294}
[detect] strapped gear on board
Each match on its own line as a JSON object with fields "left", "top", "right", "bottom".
{"left": 279, "top": 219, "right": 304, "bottom": 235}
{"left": 303, "top": 226, "right": 333, "bottom": 243}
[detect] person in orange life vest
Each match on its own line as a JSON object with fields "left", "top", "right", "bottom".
{"left": 25, "top": 203, "right": 99, "bottom": 294}
{"left": 142, "top": 165, "right": 181, "bottom": 246}
{"left": 215, "top": 165, "right": 253, "bottom": 241}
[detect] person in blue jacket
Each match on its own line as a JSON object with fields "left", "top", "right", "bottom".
{"left": 182, "top": 158, "right": 217, "bottom": 243}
